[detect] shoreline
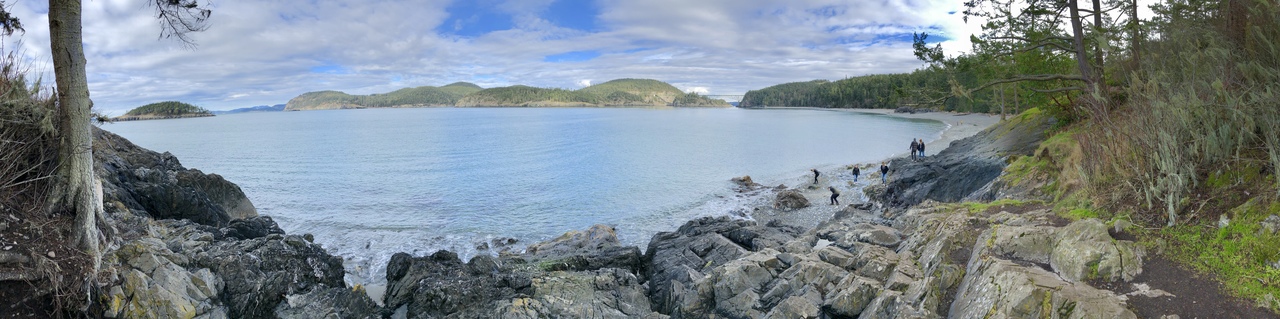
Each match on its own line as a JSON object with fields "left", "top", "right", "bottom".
{"left": 744, "top": 107, "right": 1001, "bottom": 229}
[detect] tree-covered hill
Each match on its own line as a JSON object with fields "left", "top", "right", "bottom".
{"left": 455, "top": 78, "right": 729, "bottom": 107}
{"left": 115, "top": 101, "right": 213, "bottom": 121}
{"left": 283, "top": 82, "right": 484, "bottom": 111}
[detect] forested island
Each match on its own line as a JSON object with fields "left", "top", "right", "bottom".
{"left": 284, "top": 78, "right": 730, "bottom": 111}
{"left": 113, "top": 101, "right": 215, "bottom": 121}
{"left": 211, "top": 104, "right": 285, "bottom": 115}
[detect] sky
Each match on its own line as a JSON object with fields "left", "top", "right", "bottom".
{"left": 4, "top": 0, "right": 985, "bottom": 114}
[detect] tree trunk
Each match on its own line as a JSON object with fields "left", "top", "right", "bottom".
{"left": 1092, "top": 0, "right": 1105, "bottom": 85}
{"left": 47, "top": 0, "right": 101, "bottom": 273}
{"left": 1129, "top": 0, "right": 1141, "bottom": 71}
{"left": 1068, "top": 0, "right": 1099, "bottom": 116}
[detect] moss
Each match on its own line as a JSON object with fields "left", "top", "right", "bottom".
{"left": 960, "top": 199, "right": 1034, "bottom": 215}
{"left": 1065, "top": 208, "right": 1099, "bottom": 220}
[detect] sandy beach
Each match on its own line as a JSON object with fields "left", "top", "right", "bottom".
{"left": 746, "top": 107, "right": 1002, "bottom": 228}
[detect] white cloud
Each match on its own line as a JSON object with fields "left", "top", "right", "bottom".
{"left": 684, "top": 86, "right": 709, "bottom": 94}
{"left": 5, "top": 0, "right": 976, "bottom": 113}
{"left": 576, "top": 79, "right": 592, "bottom": 87}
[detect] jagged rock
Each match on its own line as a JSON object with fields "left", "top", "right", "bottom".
{"left": 765, "top": 295, "right": 821, "bottom": 318}
{"left": 526, "top": 224, "right": 643, "bottom": 272}
{"left": 94, "top": 128, "right": 257, "bottom": 226}
{"left": 773, "top": 189, "right": 810, "bottom": 211}
{"left": 1050, "top": 219, "right": 1143, "bottom": 282}
{"left": 189, "top": 232, "right": 347, "bottom": 319}
{"left": 644, "top": 216, "right": 802, "bottom": 316}
{"left": 274, "top": 286, "right": 382, "bottom": 319}
{"left": 488, "top": 268, "right": 664, "bottom": 319}
{"left": 384, "top": 251, "right": 531, "bottom": 317}
{"left": 823, "top": 275, "right": 881, "bottom": 317}
{"left": 105, "top": 237, "right": 225, "bottom": 319}
{"left": 220, "top": 216, "right": 285, "bottom": 240}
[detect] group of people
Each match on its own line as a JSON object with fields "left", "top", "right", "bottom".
{"left": 816, "top": 162, "right": 891, "bottom": 205}
{"left": 813, "top": 138, "right": 927, "bottom": 206}
{"left": 909, "top": 138, "right": 926, "bottom": 160}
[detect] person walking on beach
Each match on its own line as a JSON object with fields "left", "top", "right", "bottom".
{"left": 829, "top": 186, "right": 840, "bottom": 205}
{"left": 880, "top": 162, "right": 889, "bottom": 184}
{"left": 918, "top": 138, "right": 926, "bottom": 158}
{"left": 909, "top": 139, "right": 919, "bottom": 159}
{"left": 811, "top": 168, "right": 820, "bottom": 184}
{"left": 851, "top": 166, "right": 860, "bottom": 182}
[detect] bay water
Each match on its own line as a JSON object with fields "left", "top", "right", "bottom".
{"left": 103, "top": 107, "right": 945, "bottom": 285}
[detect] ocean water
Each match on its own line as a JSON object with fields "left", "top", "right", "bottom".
{"left": 103, "top": 107, "right": 945, "bottom": 284}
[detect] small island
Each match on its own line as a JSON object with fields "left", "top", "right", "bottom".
{"left": 114, "top": 101, "right": 215, "bottom": 121}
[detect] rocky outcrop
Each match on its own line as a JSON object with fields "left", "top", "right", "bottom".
{"left": 103, "top": 217, "right": 373, "bottom": 319}
{"left": 384, "top": 224, "right": 663, "bottom": 318}
{"left": 642, "top": 216, "right": 806, "bottom": 316}
{"left": 94, "top": 128, "right": 256, "bottom": 226}
{"left": 877, "top": 112, "right": 1052, "bottom": 207}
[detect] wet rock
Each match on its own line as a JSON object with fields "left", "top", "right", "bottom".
{"left": 94, "top": 128, "right": 257, "bottom": 227}
{"left": 731, "top": 175, "right": 761, "bottom": 190}
{"left": 274, "top": 286, "right": 382, "bottom": 319}
{"left": 526, "top": 224, "right": 643, "bottom": 272}
{"left": 773, "top": 189, "right": 810, "bottom": 211}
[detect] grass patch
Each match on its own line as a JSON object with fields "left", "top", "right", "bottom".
{"left": 957, "top": 199, "right": 1038, "bottom": 215}
{"left": 1157, "top": 198, "right": 1280, "bottom": 311}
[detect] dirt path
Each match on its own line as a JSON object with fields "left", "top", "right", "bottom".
{"left": 1091, "top": 255, "right": 1278, "bottom": 319}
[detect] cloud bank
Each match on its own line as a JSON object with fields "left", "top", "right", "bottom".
{"left": 5, "top": 0, "right": 977, "bottom": 113}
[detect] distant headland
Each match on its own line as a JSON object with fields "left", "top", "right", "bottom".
{"left": 283, "top": 78, "right": 731, "bottom": 111}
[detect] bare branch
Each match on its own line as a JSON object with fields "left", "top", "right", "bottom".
{"left": 150, "top": 0, "right": 212, "bottom": 47}
{"left": 1032, "top": 86, "right": 1086, "bottom": 93}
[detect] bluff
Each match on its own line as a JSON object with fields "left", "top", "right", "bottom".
{"left": 283, "top": 82, "right": 483, "bottom": 111}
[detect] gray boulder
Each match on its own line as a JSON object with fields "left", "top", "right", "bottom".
{"left": 274, "top": 286, "right": 382, "bottom": 319}
{"left": 773, "top": 189, "right": 810, "bottom": 211}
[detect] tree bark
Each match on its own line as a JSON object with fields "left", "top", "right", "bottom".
{"left": 47, "top": 0, "right": 101, "bottom": 273}
{"left": 1092, "top": 0, "right": 1105, "bottom": 85}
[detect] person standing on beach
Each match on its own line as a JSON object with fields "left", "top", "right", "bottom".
{"left": 910, "top": 139, "right": 919, "bottom": 159}
{"left": 918, "top": 138, "right": 926, "bottom": 158}
{"left": 829, "top": 186, "right": 840, "bottom": 205}
{"left": 880, "top": 162, "right": 889, "bottom": 184}
{"left": 852, "top": 166, "right": 860, "bottom": 182}
{"left": 811, "top": 168, "right": 820, "bottom": 184}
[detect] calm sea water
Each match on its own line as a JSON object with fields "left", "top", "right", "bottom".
{"left": 104, "top": 107, "right": 944, "bottom": 284}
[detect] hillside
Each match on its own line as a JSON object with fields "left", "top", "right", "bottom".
{"left": 211, "top": 104, "right": 285, "bottom": 115}
{"left": 284, "top": 82, "right": 483, "bottom": 111}
{"left": 455, "top": 78, "right": 730, "bottom": 107}
{"left": 114, "top": 101, "right": 214, "bottom": 121}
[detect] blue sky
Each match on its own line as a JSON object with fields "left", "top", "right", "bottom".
{"left": 5, "top": 0, "right": 984, "bottom": 113}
